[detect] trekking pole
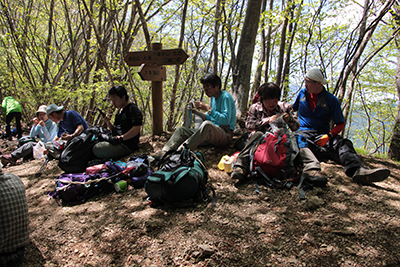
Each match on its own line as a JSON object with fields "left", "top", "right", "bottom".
{"left": 35, "top": 155, "right": 51, "bottom": 177}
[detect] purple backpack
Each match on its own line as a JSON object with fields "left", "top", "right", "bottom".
{"left": 125, "top": 160, "right": 152, "bottom": 189}
{"left": 48, "top": 172, "right": 117, "bottom": 206}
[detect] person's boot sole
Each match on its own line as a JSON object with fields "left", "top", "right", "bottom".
{"left": 352, "top": 169, "right": 390, "bottom": 184}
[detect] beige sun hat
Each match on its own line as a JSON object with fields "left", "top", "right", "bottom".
{"left": 36, "top": 105, "right": 47, "bottom": 115}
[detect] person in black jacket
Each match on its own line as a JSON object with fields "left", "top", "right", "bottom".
{"left": 93, "top": 86, "right": 143, "bottom": 159}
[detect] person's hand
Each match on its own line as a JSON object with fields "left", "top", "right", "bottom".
{"left": 32, "top": 117, "right": 39, "bottom": 125}
{"left": 108, "top": 136, "right": 122, "bottom": 145}
{"left": 194, "top": 101, "right": 210, "bottom": 111}
{"left": 315, "top": 134, "right": 331, "bottom": 147}
{"left": 282, "top": 113, "right": 290, "bottom": 123}
{"left": 61, "top": 133, "right": 73, "bottom": 141}
{"left": 100, "top": 134, "right": 121, "bottom": 145}
{"left": 269, "top": 114, "right": 281, "bottom": 123}
{"left": 39, "top": 120, "right": 45, "bottom": 127}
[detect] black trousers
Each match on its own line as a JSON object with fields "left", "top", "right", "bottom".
{"left": 297, "top": 130, "right": 361, "bottom": 177}
{"left": 5, "top": 112, "right": 22, "bottom": 138}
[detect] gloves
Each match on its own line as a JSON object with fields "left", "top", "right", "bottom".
{"left": 315, "top": 133, "right": 332, "bottom": 147}
{"left": 100, "top": 134, "right": 121, "bottom": 145}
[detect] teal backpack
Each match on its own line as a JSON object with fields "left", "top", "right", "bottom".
{"left": 145, "top": 148, "right": 215, "bottom": 207}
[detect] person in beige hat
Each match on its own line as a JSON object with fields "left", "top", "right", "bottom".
{"left": 0, "top": 105, "right": 57, "bottom": 167}
{"left": 292, "top": 67, "right": 390, "bottom": 185}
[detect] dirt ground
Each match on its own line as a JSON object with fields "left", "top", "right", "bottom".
{"left": 1, "top": 133, "right": 400, "bottom": 267}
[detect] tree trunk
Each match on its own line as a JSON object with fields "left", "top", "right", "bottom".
{"left": 264, "top": 0, "right": 274, "bottom": 83}
{"left": 250, "top": 0, "right": 267, "bottom": 99}
{"left": 336, "top": 0, "right": 395, "bottom": 104}
{"left": 389, "top": 7, "right": 400, "bottom": 160}
{"left": 167, "top": 0, "right": 188, "bottom": 131}
{"left": 212, "top": 0, "right": 222, "bottom": 73}
{"left": 231, "top": 0, "right": 262, "bottom": 120}
{"left": 275, "top": 1, "right": 289, "bottom": 87}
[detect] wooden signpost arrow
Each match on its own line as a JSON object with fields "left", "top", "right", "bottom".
{"left": 124, "top": 48, "right": 189, "bottom": 66}
{"left": 124, "top": 43, "right": 188, "bottom": 135}
{"left": 138, "top": 64, "right": 166, "bottom": 82}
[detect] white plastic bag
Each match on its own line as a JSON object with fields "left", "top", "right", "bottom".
{"left": 33, "top": 141, "right": 46, "bottom": 159}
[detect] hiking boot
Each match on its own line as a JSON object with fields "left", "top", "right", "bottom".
{"left": 352, "top": 167, "right": 390, "bottom": 184}
{"left": 231, "top": 166, "right": 248, "bottom": 181}
{"left": 303, "top": 170, "right": 328, "bottom": 187}
{"left": 0, "top": 154, "right": 17, "bottom": 167}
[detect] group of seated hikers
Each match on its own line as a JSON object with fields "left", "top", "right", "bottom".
{"left": 0, "top": 85, "right": 142, "bottom": 169}
{"left": 0, "top": 69, "right": 391, "bottom": 185}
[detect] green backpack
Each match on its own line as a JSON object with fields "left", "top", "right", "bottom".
{"left": 145, "top": 149, "right": 214, "bottom": 207}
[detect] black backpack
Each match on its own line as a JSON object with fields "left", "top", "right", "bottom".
{"left": 58, "top": 126, "right": 110, "bottom": 173}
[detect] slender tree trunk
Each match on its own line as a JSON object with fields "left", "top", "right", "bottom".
{"left": 42, "top": 0, "right": 54, "bottom": 88}
{"left": 264, "top": 0, "right": 274, "bottom": 83}
{"left": 337, "top": 0, "right": 395, "bottom": 103}
{"left": 212, "top": 0, "right": 222, "bottom": 73}
{"left": 134, "top": 0, "right": 151, "bottom": 50}
{"left": 167, "top": 0, "right": 188, "bottom": 131}
{"left": 389, "top": 7, "right": 400, "bottom": 160}
{"left": 276, "top": 0, "right": 289, "bottom": 87}
{"left": 250, "top": 0, "right": 267, "bottom": 98}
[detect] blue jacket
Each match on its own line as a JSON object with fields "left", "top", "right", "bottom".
{"left": 292, "top": 88, "right": 344, "bottom": 132}
{"left": 206, "top": 90, "right": 236, "bottom": 131}
{"left": 29, "top": 119, "right": 57, "bottom": 143}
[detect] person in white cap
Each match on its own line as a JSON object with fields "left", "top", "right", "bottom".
{"left": 0, "top": 105, "right": 57, "bottom": 167}
{"left": 46, "top": 104, "right": 88, "bottom": 141}
{"left": 292, "top": 67, "right": 390, "bottom": 184}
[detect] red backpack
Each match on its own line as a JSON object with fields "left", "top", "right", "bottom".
{"left": 250, "top": 127, "right": 300, "bottom": 190}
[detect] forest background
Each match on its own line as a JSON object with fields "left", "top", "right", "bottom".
{"left": 1, "top": 0, "right": 400, "bottom": 160}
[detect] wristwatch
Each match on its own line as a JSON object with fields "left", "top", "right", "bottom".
{"left": 207, "top": 109, "right": 212, "bottom": 115}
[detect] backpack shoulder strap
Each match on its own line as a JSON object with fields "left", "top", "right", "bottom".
{"left": 249, "top": 132, "right": 270, "bottom": 173}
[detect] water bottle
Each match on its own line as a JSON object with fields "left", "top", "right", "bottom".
{"left": 184, "top": 103, "right": 193, "bottom": 128}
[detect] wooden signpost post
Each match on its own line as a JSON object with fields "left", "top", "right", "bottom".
{"left": 124, "top": 43, "right": 188, "bottom": 135}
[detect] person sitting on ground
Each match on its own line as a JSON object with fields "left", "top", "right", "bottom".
{"left": 231, "top": 82, "right": 325, "bottom": 182}
{"left": 0, "top": 105, "right": 57, "bottom": 167}
{"left": 154, "top": 73, "right": 236, "bottom": 157}
{"left": 45, "top": 104, "right": 89, "bottom": 159}
{"left": 292, "top": 67, "right": 390, "bottom": 184}
{"left": 1, "top": 96, "right": 23, "bottom": 140}
{"left": 0, "top": 165, "right": 29, "bottom": 267}
{"left": 92, "top": 85, "right": 143, "bottom": 159}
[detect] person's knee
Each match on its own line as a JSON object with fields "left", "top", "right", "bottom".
{"left": 92, "top": 142, "right": 108, "bottom": 158}
{"left": 198, "top": 120, "right": 214, "bottom": 133}
{"left": 174, "top": 126, "right": 187, "bottom": 135}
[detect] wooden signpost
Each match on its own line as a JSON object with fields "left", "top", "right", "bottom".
{"left": 124, "top": 43, "right": 188, "bottom": 135}
{"left": 138, "top": 64, "right": 166, "bottom": 82}
{"left": 125, "top": 48, "right": 189, "bottom": 66}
